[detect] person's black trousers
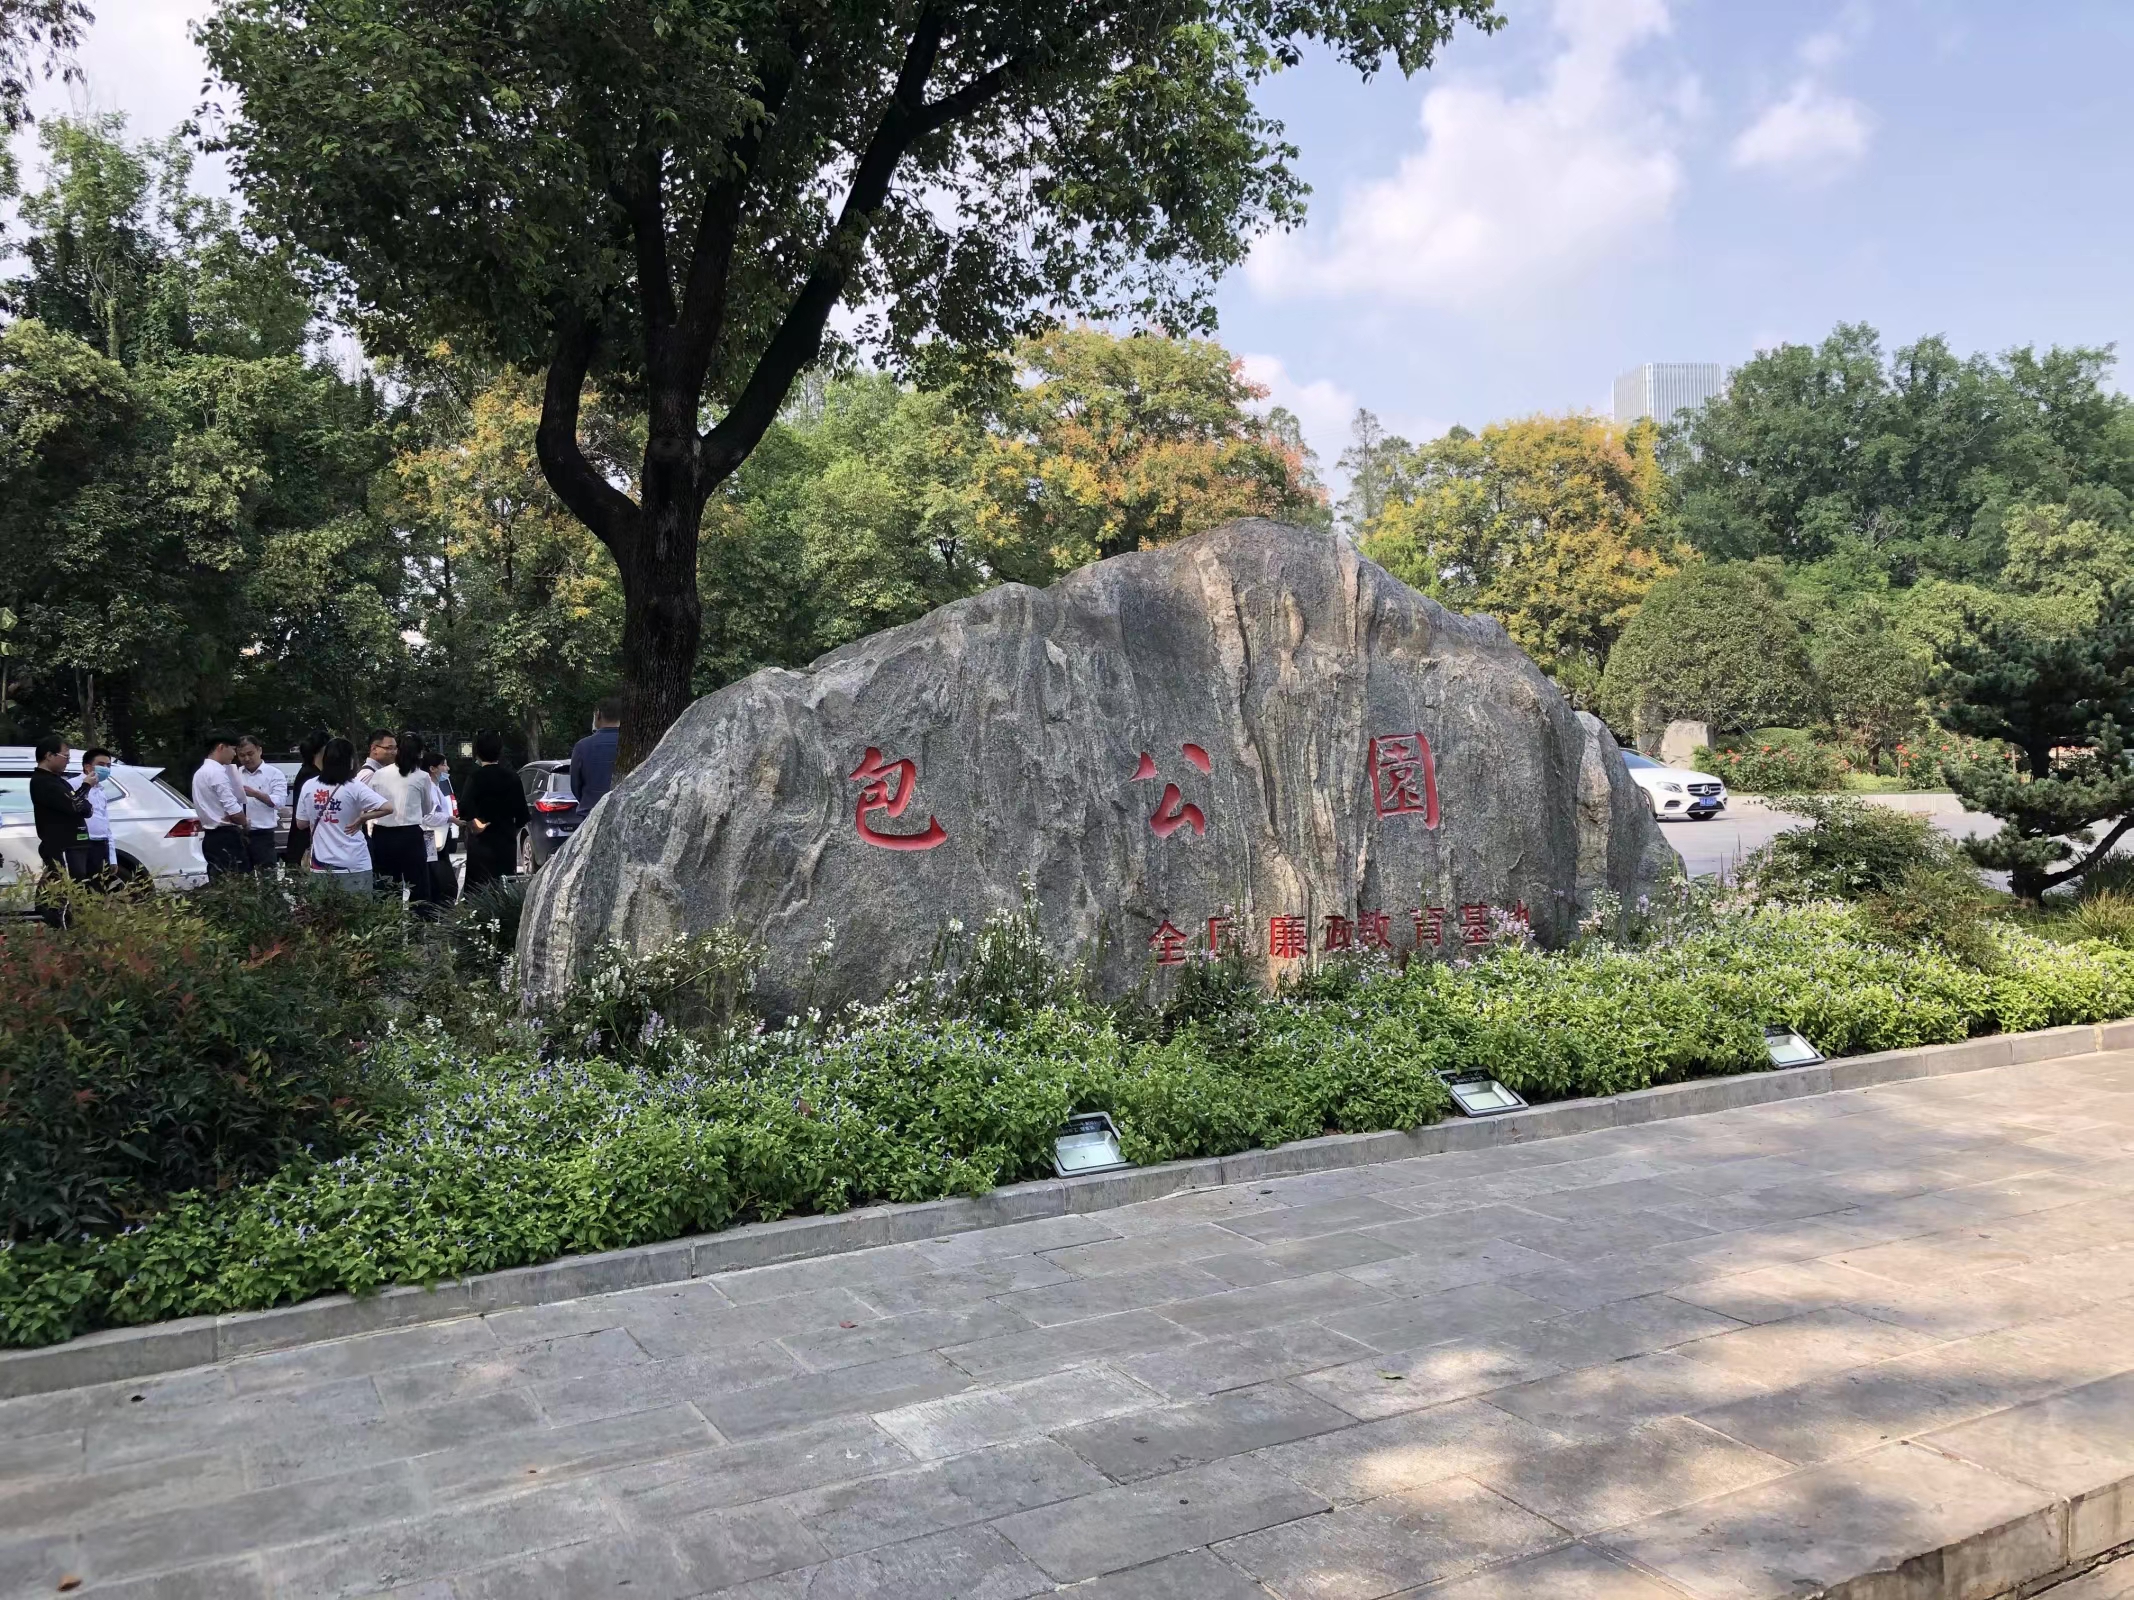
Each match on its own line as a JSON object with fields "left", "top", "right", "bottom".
{"left": 366, "top": 824, "right": 429, "bottom": 900}
{"left": 462, "top": 829, "right": 515, "bottom": 888}
{"left": 430, "top": 854, "right": 460, "bottom": 905}
{"left": 34, "top": 845, "right": 91, "bottom": 927}
{"left": 202, "top": 827, "right": 250, "bottom": 881}
{"left": 246, "top": 829, "right": 279, "bottom": 873}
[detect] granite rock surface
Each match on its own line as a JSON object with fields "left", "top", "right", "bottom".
{"left": 519, "top": 521, "right": 1674, "bottom": 1009}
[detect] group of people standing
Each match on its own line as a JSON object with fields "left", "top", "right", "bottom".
{"left": 271, "top": 729, "right": 532, "bottom": 901}
{"left": 28, "top": 702, "right": 623, "bottom": 923}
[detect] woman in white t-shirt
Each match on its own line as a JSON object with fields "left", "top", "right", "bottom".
{"left": 297, "top": 738, "right": 394, "bottom": 895}
{"left": 359, "top": 730, "right": 440, "bottom": 904}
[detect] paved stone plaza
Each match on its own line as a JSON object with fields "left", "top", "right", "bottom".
{"left": 4, "top": 1051, "right": 2133, "bottom": 1599}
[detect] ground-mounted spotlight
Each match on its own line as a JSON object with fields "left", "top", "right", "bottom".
{"left": 1439, "top": 1071, "right": 1528, "bottom": 1117}
{"left": 1053, "top": 1110, "right": 1130, "bottom": 1177}
{"left": 1764, "top": 1025, "right": 1825, "bottom": 1067}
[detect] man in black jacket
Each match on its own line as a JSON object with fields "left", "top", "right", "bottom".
{"left": 29, "top": 733, "right": 89, "bottom": 927}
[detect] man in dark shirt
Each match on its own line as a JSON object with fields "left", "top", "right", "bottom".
{"left": 29, "top": 733, "right": 87, "bottom": 927}
{"left": 569, "top": 699, "right": 623, "bottom": 820}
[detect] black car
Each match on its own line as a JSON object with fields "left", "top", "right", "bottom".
{"left": 517, "top": 759, "right": 581, "bottom": 871}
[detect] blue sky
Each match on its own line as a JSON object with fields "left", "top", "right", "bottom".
{"left": 18, "top": 0, "right": 2134, "bottom": 481}
{"left": 1224, "top": 0, "right": 2134, "bottom": 474}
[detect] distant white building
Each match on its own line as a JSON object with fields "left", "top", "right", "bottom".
{"left": 1611, "top": 363, "right": 1726, "bottom": 426}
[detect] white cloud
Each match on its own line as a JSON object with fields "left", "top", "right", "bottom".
{"left": 1732, "top": 13, "right": 1874, "bottom": 180}
{"left": 1730, "top": 80, "right": 1872, "bottom": 176}
{"left": 1245, "top": 0, "right": 1688, "bottom": 312}
{"left": 1236, "top": 352, "right": 1357, "bottom": 471}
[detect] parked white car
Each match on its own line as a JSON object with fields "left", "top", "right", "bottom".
{"left": 1620, "top": 750, "right": 1728, "bottom": 821}
{"left": 0, "top": 748, "right": 210, "bottom": 893}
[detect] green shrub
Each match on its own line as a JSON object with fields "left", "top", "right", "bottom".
{"left": 0, "top": 884, "right": 404, "bottom": 1243}
{"left": 1695, "top": 741, "right": 1844, "bottom": 793}
{"left": 1599, "top": 564, "right": 1825, "bottom": 742}
{"left": 9, "top": 889, "right": 2134, "bottom": 1349}
{"left": 1741, "top": 796, "right": 1963, "bottom": 902}
{"left": 2068, "top": 891, "right": 2134, "bottom": 949}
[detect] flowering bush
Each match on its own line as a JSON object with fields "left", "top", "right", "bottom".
{"left": 1894, "top": 734, "right": 2015, "bottom": 791}
{"left": 8, "top": 892, "right": 2134, "bottom": 1348}
{"left": 1693, "top": 741, "right": 1844, "bottom": 793}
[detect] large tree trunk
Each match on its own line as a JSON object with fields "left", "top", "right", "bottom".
{"left": 618, "top": 397, "right": 707, "bottom": 772}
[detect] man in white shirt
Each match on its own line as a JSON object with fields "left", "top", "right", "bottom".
{"left": 76, "top": 746, "right": 119, "bottom": 873}
{"left": 233, "top": 736, "right": 289, "bottom": 874}
{"left": 191, "top": 732, "right": 249, "bottom": 881}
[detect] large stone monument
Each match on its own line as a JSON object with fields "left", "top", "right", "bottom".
{"left": 519, "top": 520, "right": 1674, "bottom": 1011}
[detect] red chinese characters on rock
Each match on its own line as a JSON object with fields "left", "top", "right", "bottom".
{"left": 1131, "top": 743, "right": 1210, "bottom": 838}
{"left": 1268, "top": 914, "right": 1310, "bottom": 959}
{"left": 847, "top": 747, "right": 949, "bottom": 851}
{"left": 1153, "top": 900, "right": 1531, "bottom": 968}
{"left": 1368, "top": 732, "right": 1440, "bottom": 827}
{"left": 1148, "top": 919, "right": 1191, "bottom": 966}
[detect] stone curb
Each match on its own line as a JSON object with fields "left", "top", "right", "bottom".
{"left": 1808, "top": 1483, "right": 2134, "bottom": 1600}
{"left": 5, "top": 1017, "right": 2130, "bottom": 1400}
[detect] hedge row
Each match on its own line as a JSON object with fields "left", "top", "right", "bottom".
{"left": 6, "top": 903, "right": 2131, "bottom": 1347}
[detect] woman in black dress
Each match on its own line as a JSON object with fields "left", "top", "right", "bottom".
{"left": 460, "top": 731, "right": 530, "bottom": 887}
{"left": 281, "top": 731, "right": 329, "bottom": 869}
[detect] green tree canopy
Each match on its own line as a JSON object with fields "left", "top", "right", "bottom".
{"left": 1665, "top": 324, "right": 2134, "bottom": 584}
{"left": 0, "top": 0, "right": 86, "bottom": 135}
{"left": 202, "top": 0, "right": 1500, "bottom": 764}
{"left": 693, "top": 327, "right": 1327, "bottom": 690}
{"left": 1598, "top": 563, "right": 1824, "bottom": 745}
{"left": 1, "top": 116, "right": 394, "bottom": 758}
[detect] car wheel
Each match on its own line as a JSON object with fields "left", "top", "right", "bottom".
{"left": 113, "top": 853, "right": 154, "bottom": 887}
{"left": 516, "top": 829, "right": 534, "bottom": 875}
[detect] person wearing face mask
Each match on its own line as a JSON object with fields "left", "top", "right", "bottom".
{"left": 74, "top": 747, "right": 119, "bottom": 880}
{"left": 419, "top": 747, "right": 460, "bottom": 905}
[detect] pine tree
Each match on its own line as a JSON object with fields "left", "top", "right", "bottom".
{"left": 1938, "top": 590, "right": 2134, "bottom": 899}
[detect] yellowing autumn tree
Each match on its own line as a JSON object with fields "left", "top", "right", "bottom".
{"left": 388, "top": 364, "right": 627, "bottom": 754}
{"left": 1361, "top": 414, "right": 1682, "bottom": 703}
{"left": 964, "top": 327, "right": 1328, "bottom": 585}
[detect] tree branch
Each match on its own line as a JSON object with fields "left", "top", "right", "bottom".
{"left": 535, "top": 311, "right": 641, "bottom": 564}
{"left": 626, "top": 111, "right": 675, "bottom": 352}
{"left": 674, "top": 22, "right": 808, "bottom": 398}
{"left": 2043, "top": 811, "right": 2134, "bottom": 891}
{"left": 699, "top": 11, "right": 1033, "bottom": 493}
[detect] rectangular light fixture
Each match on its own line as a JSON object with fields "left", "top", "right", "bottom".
{"left": 1440, "top": 1072, "right": 1527, "bottom": 1117}
{"left": 1764, "top": 1025, "right": 1824, "bottom": 1067}
{"left": 1053, "top": 1111, "right": 1130, "bottom": 1177}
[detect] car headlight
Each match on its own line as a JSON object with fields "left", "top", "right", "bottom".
{"left": 1661, "top": 782, "right": 1685, "bottom": 794}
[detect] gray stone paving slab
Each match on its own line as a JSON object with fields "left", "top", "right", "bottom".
{"left": 2045, "top": 1557, "right": 2134, "bottom": 1600}
{"left": 992, "top": 1457, "right": 1329, "bottom": 1581}
{"left": 712, "top": 1523, "right": 1051, "bottom": 1599}
{"left": 776, "top": 1438, "right": 1108, "bottom": 1557}
{"left": 938, "top": 1307, "right": 1200, "bottom": 1383}
{"left": 5, "top": 1050, "right": 2134, "bottom": 1600}
{"left": 1054, "top": 1380, "right": 1353, "bottom": 1482}
{"left": 1117, "top": 1322, "right": 1377, "bottom": 1400}
{"left": 1214, "top": 1473, "right": 1567, "bottom": 1600}
{"left": 1195, "top": 1230, "right": 1408, "bottom": 1288}
{"left": 873, "top": 1365, "right": 1158, "bottom": 1459}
